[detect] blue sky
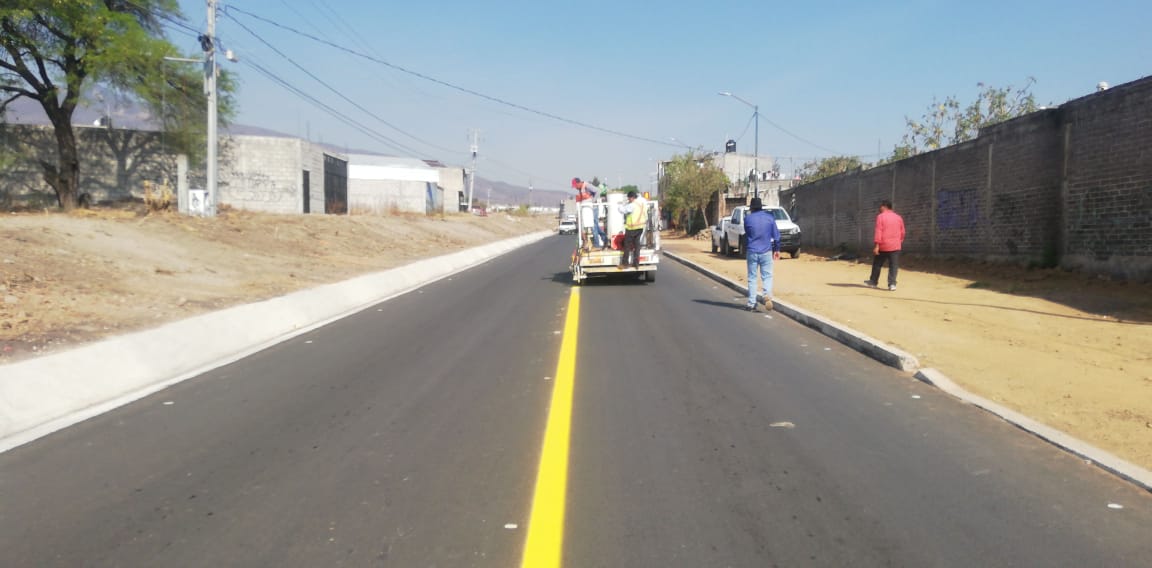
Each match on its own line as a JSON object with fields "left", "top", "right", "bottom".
{"left": 172, "top": 0, "right": 1151, "bottom": 192}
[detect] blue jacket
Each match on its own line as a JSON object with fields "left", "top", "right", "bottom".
{"left": 744, "top": 209, "right": 780, "bottom": 254}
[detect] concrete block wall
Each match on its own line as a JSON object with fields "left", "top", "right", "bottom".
{"left": 984, "top": 111, "right": 1063, "bottom": 262}
{"left": 896, "top": 158, "right": 934, "bottom": 254}
{"left": 301, "top": 141, "right": 326, "bottom": 215}
{"left": 437, "top": 167, "right": 465, "bottom": 214}
{"left": 1, "top": 125, "right": 174, "bottom": 206}
{"left": 348, "top": 179, "right": 427, "bottom": 214}
{"left": 1061, "top": 79, "right": 1152, "bottom": 279}
{"left": 218, "top": 136, "right": 303, "bottom": 214}
{"left": 781, "top": 74, "right": 1152, "bottom": 281}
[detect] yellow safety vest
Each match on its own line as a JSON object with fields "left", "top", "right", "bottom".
{"left": 625, "top": 201, "right": 648, "bottom": 230}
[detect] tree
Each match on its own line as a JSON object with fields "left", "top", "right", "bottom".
{"left": 618, "top": 184, "right": 639, "bottom": 195}
{"left": 798, "top": 155, "right": 865, "bottom": 182}
{"left": 660, "top": 151, "right": 728, "bottom": 234}
{"left": 892, "top": 79, "right": 1039, "bottom": 160}
{"left": 0, "top": 1, "right": 231, "bottom": 210}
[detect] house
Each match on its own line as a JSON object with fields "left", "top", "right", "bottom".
{"left": 347, "top": 154, "right": 464, "bottom": 215}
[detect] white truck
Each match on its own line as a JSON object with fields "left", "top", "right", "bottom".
{"left": 569, "top": 196, "right": 661, "bottom": 283}
{"left": 713, "top": 205, "right": 802, "bottom": 258}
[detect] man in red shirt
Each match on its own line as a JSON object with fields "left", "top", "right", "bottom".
{"left": 866, "top": 200, "right": 905, "bottom": 291}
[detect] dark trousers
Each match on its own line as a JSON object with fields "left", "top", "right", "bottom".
{"left": 870, "top": 250, "right": 900, "bottom": 286}
{"left": 622, "top": 228, "right": 644, "bottom": 267}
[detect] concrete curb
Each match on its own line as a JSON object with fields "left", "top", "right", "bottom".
{"left": 915, "top": 369, "right": 1152, "bottom": 493}
{"left": 664, "top": 252, "right": 919, "bottom": 372}
{"left": 664, "top": 250, "right": 1152, "bottom": 493}
{"left": 0, "top": 230, "right": 553, "bottom": 453}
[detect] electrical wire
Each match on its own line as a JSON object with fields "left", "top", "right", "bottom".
{"left": 225, "top": 15, "right": 463, "bottom": 158}
{"left": 242, "top": 58, "right": 429, "bottom": 158}
{"left": 222, "top": 5, "right": 681, "bottom": 149}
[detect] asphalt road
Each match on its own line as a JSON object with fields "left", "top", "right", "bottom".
{"left": 1, "top": 235, "right": 1150, "bottom": 567}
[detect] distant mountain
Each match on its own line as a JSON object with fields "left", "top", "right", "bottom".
{"left": 470, "top": 177, "right": 569, "bottom": 208}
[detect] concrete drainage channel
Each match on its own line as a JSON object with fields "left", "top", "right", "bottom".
{"left": 0, "top": 231, "right": 553, "bottom": 454}
{"left": 663, "top": 251, "right": 1152, "bottom": 494}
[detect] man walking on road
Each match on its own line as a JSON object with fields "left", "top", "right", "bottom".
{"left": 743, "top": 197, "right": 780, "bottom": 311}
{"left": 866, "top": 199, "right": 906, "bottom": 291}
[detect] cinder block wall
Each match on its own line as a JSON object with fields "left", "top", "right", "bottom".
{"left": 781, "top": 75, "right": 1152, "bottom": 281}
{"left": 348, "top": 179, "right": 426, "bottom": 214}
{"left": 1, "top": 125, "right": 175, "bottom": 206}
{"left": 218, "top": 136, "right": 304, "bottom": 214}
{"left": 1061, "top": 79, "right": 1152, "bottom": 278}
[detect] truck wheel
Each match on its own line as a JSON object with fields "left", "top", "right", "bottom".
{"left": 739, "top": 235, "right": 748, "bottom": 259}
{"left": 645, "top": 270, "right": 656, "bottom": 283}
{"left": 711, "top": 240, "right": 718, "bottom": 254}
{"left": 721, "top": 239, "right": 729, "bottom": 256}
{"left": 790, "top": 248, "right": 800, "bottom": 259}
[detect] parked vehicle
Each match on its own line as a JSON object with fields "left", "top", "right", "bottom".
{"left": 558, "top": 218, "right": 578, "bottom": 235}
{"left": 710, "top": 216, "right": 730, "bottom": 254}
{"left": 716, "top": 205, "right": 802, "bottom": 258}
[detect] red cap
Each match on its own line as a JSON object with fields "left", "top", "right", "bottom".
{"left": 571, "top": 177, "right": 582, "bottom": 188}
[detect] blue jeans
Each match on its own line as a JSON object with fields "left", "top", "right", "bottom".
{"left": 591, "top": 216, "right": 607, "bottom": 248}
{"left": 746, "top": 251, "right": 774, "bottom": 307}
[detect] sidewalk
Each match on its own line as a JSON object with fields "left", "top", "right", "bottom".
{"left": 661, "top": 236, "right": 1152, "bottom": 480}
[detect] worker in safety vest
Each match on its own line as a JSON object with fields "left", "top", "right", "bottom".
{"left": 617, "top": 190, "right": 648, "bottom": 269}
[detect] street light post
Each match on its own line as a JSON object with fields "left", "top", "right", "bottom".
{"left": 719, "top": 91, "right": 759, "bottom": 198}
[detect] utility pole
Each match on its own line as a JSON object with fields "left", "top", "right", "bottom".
{"left": 753, "top": 103, "right": 759, "bottom": 199}
{"left": 204, "top": 0, "right": 218, "bottom": 217}
{"left": 528, "top": 178, "right": 533, "bottom": 211}
{"left": 467, "top": 129, "right": 478, "bottom": 212}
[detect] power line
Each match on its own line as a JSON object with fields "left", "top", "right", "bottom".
{"left": 241, "top": 57, "right": 428, "bottom": 158}
{"left": 756, "top": 114, "right": 844, "bottom": 156}
{"left": 222, "top": 5, "right": 682, "bottom": 149}
{"left": 224, "top": 14, "right": 462, "bottom": 158}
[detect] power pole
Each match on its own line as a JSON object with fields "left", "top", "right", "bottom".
{"left": 528, "top": 178, "right": 533, "bottom": 211}
{"left": 467, "top": 129, "right": 478, "bottom": 212}
{"left": 753, "top": 103, "right": 759, "bottom": 199}
{"left": 205, "top": 0, "right": 218, "bottom": 217}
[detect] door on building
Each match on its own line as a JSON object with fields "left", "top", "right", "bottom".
{"left": 323, "top": 155, "right": 348, "bottom": 214}
{"left": 302, "top": 170, "right": 311, "bottom": 214}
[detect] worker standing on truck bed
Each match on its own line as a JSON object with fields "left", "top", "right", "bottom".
{"left": 572, "top": 177, "right": 607, "bottom": 250}
{"left": 618, "top": 190, "right": 647, "bottom": 269}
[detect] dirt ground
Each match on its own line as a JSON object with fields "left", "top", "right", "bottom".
{"left": 0, "top": 206, "right": 552, "bottom": 362}
{"left": 662, "top": 236, "right": 1152, "bottom": 471}
{"left": 2, "top": 209, "right": 1150, "bottom": 471}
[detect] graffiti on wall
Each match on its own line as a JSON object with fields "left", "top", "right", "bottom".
{"left": 228, "top": 171, "right": 290, "bottom": 203}
{"left": 937, "top": 188, "right": 979, "bottom": 230}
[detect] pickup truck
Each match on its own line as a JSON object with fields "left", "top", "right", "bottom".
{"left": 713, "top": 205, "right": 802, "bottom": 258}
{"left": 710, "top": 216, "right": 730, "bottom": 254}
{"left": 569, "top": 198, "right": 661, "bottom": 283}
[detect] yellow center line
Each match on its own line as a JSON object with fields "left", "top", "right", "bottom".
{"left": 521, "top": 287, "right": 580, "bottom": 568}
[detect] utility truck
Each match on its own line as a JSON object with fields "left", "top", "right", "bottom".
{"left": 569, "top": 195, "right": 661, "bottom": 283}
{"left": 714, "top": 205, "right": 802, "bottom": 258}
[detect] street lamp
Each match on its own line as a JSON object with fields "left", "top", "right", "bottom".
{"left": 718, "top": 91, "right": 759, "bottom": 198}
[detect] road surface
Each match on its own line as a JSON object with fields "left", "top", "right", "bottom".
{"left": 2, "top": 235, "right": 1149, "bottom": 567}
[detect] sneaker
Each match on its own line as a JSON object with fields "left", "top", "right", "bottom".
{"left": 864, "top": 280, "right": 877, "bottom": 288}
{"left": 745, "top": 304, "right": 757, "bottom": 312}
{"left": 888, "top": 285, "right": 897, "bottom": 291}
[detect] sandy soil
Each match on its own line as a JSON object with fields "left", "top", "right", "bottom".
{"left": 2, "top": 209, "right": 1150, "bottom": 471}
{"left": 661, "top": 236, "right": 1152, "bottom": 471}
{"left": 0, "top": 206, "right": 552, "bottom": 361}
